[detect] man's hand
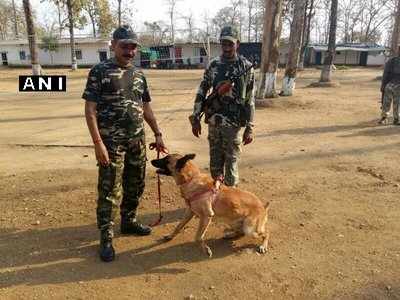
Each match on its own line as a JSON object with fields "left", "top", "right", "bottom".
{"left": 189, "top": 114, "right": 201, "bottom": 138}
{"left": 155, "top": 135, "right": 168, "bottom": 154}
{"left": 94, "top": 141, "right": 110, "bottom": 167}
{"left": 243, "top": 126, "right": 254, "bottom": 145}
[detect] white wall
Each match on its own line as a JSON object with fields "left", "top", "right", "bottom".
{"left": 367, "top": 51, "right": 386, "bottom": 66}
{"left": 0, "top": 41, "right": 111, "bottom": 67}
{"left": 334, "top": 51, "right": 359, "bottom": 65}
{"left": 310, "top": 50, "right": 360, "bottom": 65}
{"left": 0, "top": 44, "right": 31, "bottom": 66}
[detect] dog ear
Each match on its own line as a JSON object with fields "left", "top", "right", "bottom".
{"left": 175, "top": 154, "right": 196, "bottom": 171}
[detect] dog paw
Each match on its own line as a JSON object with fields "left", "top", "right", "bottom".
{"left": 256, "top": 245, "right": 267, "bottom": 254}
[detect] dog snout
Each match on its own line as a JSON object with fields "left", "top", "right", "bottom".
{"left": 151, "top": 159, "right": 161, "bottom": 167}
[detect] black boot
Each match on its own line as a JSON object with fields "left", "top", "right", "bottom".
{"left": 99, "top": 228, "right": 115, "bottom": 262}
{"left": 121, "top": 216, "right": 152, "bottom": 236}
{"left": 378, "top": 116, "right": 388, "bottom": 125}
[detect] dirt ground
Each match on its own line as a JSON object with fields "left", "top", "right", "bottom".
{"left": 0, "top": 65, "right": 400, "bottom": 300}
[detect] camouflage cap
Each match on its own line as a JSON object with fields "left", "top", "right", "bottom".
{"left": 112, "top": 25, "right": 139, "bottom": 45}
{"left": 219, "top": 25, "right": 239, "bottom": 43}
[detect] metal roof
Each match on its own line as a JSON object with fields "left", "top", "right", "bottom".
{"left": 309, "top": 43, "right": 387, "bottom": 52}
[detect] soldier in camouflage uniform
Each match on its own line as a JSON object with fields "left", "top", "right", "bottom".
{"left": 380, "top": 51, "right": 400, "bottom": 125}
{"left": 83, "top": 25, "right": 167, "bottom": 262}
{"left": 189, "top": 26, "right": 255, "bottom": 187}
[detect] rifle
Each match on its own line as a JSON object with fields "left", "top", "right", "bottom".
{"left": 200, "top": 63, "right": 254, "bottom": 122}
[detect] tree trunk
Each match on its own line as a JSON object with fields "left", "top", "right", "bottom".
{"left": 118, "top": 0, "right": 122, "bottom": 27}
{"left": 256, "top": 0, "right": 283, "bottom": 100}
{"left": 170, "top": 11, "right": 175, "bottom": 44}
{"left": 391, "top": 0, "right": 400, "bottom": 57}
{"left": 91, "top": 18, "right": 96, "bottom": 37}
{"left": 22, "top": 0, "right": 41, "bottom": 75}
{"left": 12, "top": 0, "right": 19, "bottom": 38}
{"left": 299, "top": 0, "right": 314, "bottom": 69}
{"left": 247, "top": 1, "right": 252, "bottom": 42}
{"left": 281, "top": 0, "right": 307, "bottom": 96}
{"left": 57, "top": 1, "right": 63, "bottom": 38}
{"left": 66, "top": 0, "right": 77, "bottom": 70}
{"left": 320, "top": 0, "right": 338, "bottom": 82}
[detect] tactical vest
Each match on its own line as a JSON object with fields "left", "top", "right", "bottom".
{"left": 210, "top": 56, "right": 249, "bottom": 126}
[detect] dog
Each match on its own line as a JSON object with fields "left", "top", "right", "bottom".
{"left": 151, "top": 153, "right": 270, "bottom": 257}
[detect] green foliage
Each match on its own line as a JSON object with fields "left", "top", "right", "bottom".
{"left": 97, "top": 0, "right": 114, "bottom": 37}
{"left": 39, "top": 35, "right": 59, "bottom": 52}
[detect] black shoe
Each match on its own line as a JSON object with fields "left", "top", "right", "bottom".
{"left": 394, "top": 118, "right": 399, "bottom": 125}
{"left": 378, "top": 116, "right": 388, "bottom": 125}
{"left": 99, "top": 229, "right": 115, "bottom": 262}
{"left": 121, "top": 218, "right": 152, "bottom": 236}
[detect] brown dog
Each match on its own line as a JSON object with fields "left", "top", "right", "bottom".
{"left": 151, "top": 153, "right": 270, "bottom": 257}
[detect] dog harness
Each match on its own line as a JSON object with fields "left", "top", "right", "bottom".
{"left": 180, "top": 177, "right": 223, "bottom": 208}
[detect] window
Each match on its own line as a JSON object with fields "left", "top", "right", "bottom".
{"left": 99, "top": 51, "right": 107, "bottom": 62}
{"left": 19, "top": 50, "right": 26, "bottom": 60}
{"left": 75, "top": 49, "right": 82, "bottom": 60}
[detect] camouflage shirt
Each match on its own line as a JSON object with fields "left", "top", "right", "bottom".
{"left": 382, "top": 56, "right": 400, "bottom": 91}
{"left": 82, "top": 58, "right": 151, "bottom": 145}
{"left": 193, "top": 54, "right": 255, "bottom": 127}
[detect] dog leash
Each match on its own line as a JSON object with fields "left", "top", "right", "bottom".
{"left": 148, "top": 142, "right": 166, "bottom": 227}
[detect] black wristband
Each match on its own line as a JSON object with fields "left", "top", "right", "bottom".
{"left": 154, "top": 132, "right": 162, "bottom": 137}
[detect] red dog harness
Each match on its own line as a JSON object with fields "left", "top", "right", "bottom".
{"left": 180, "top": 176, "right": 223, "bottom": 208}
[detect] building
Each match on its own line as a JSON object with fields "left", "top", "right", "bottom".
{"left": 0, "top": 37, "right": 111, "bottom": 67}
{"left": 307, "top": 43, "right": 388, "bottom": 66}
{"left": 0, "top": 37, "right": 389, "bottom": 69}
{"left": 137, "top": 42, "right": 220, "bottom": 69}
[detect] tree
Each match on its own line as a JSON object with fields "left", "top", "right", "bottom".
{"left": 256, "top": 0, "right": 283, "bottom": 99}
{"left": 97, "top": 0, "right": 114, "bottom": 37}
{"left": 165, "top": 0, "right": 181, "bottom": 44}
{"left": 281, "top": 0, "right": 307, "bottom": 96}
{"left": 117, "top": 0, "right": 121, "bottom": 26}
{"left": 0, "top": 0, "right": 13, "bottom": 39}
{"left": 80, "top": 0, "right": 114, "bottom": 37}
{"left": 212, "top": 2, "right": 242, "bottom": 33}
{"left": 110, "top": 0, "right": 134, "bottom": 27}
{"left": 320, "top": 0, "right": 338, "bottom": 82}
{"left": 142, "top": 21, "right": 169, "bottom": 45}
{"left": 66, "top": 0, "right": 77, "bottom": 70}
{"left": 253, "top": 0, "right": 265, "bottom": 42}
{"left": 54, "top": 0, "right": 66, "bottom": 37}
{"left": 11, "top": 0, "right": 18, "bottom": 38}
{"left": 22, "top": 0, "right": 41, "bottom": 75}
{"left": 182, "top": 11, "right": 195, "bottom": 43}
{"left": 391, "top": 0, "right": 400, "bottom": 56}
{"left": 245, "top": 0, "right": 256, "bottom": 42}
{"left": 82, "top": 0, "right": 97, "bottom": 37}
{"left": 0, "top": 0, "right": 26, "bottom": 40}
{"left": 39, "top": 35, "right": 59, "bottom": 64}
{"left": 299, "top": 0, "right": 315, "bottom": 68}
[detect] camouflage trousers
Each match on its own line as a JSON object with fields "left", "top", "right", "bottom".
{"left": 97, "top": 138, "right": 146, "bottom": 230}
{"left": 208, "top": 124, "right": 242, "bottom": 186}
{"left": 382, "top": 82, "right": 400, "bottom": 120}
